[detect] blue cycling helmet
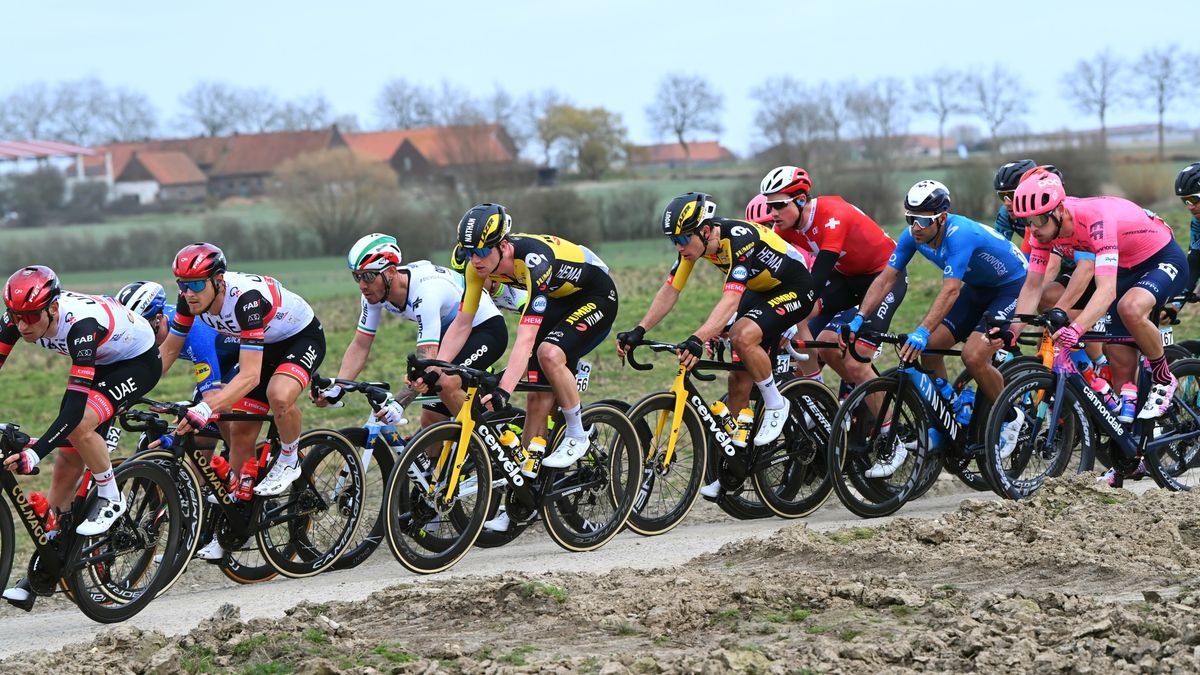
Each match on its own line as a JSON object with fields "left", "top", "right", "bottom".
{"left": 117, "top": 281, "right": 166, "bottom": 319}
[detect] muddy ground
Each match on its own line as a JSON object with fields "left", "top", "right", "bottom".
{"left": 7, "top": 474, "right": 1200, "bottom": 674}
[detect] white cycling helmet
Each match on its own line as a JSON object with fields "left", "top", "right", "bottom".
{"left": 116, "top": 281, "right": 166, "bottom": 319}
{"left": 904, "top": 179, "right": 951, "bottom": 214}
{"left": 759, "top": 165, "right": 812, "bottom": 197}
{"left": 347, "top": 233, "right": 402, "bottom": 272}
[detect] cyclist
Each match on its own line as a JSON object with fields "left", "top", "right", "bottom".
{"left": 993, "top": 159, "right": 1036, "bottom": 243}
{"left": 450, "top": 244, "right": 529, "bottom": 314}
{"left": 1, "top": 266, "right": 159, "bottom": 608}
{"left": 162, "top": 243, "right": 326, "bottom": 560}
{"left": 845, "top": 180, "right": 1027, "bottom": 477}
{"left": 616, "top": 192, "right": 815, "bottom": 498}
{"left": 313, "top": 233, "right": 508, "bottom": 430}
{"left": 760, "top": 165, "right": 905, "bottom": 391}
{"left": 1005, "top": 168, "right": 1187, "bottom": 418}
{"left": 1162, "top": 162, "right": 1200, "bottom": 320}
{"left": 435, "top": 203, "right": 616, "bottom": 476}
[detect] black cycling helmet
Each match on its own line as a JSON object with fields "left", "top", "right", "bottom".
{"left": 457, "top": 203, "right": 511, "bottom": 249}
{"left": 994, "top": 159, "right": 1037, "bottom": 192}
{"left": 661, "top": 192, "right": 717, "bottom": 237}
{"left": 1176, "top": 162, "right": 1200, "bottom": 197}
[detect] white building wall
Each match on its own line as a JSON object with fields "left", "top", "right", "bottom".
{"left": 111, "top": 180, "right": 159, "bottom": 204}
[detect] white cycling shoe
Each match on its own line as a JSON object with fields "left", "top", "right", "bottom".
{"left": 542, "top": 434, "right": 590, "bottom": 469}
{"left": 753, "top": 399, "right": 791, "bottom": 446}
{"left": 865, "top": 437, "right": 911, "bottom": 479}
{"left": 76, "top": 496, "right": 126, "bottom": 536}
{"left": 699, "top": 480, "right": 722, "bottom": 499}
{"left": 254, "top": 460, "right": 302, "bottom": 496}
{"left": 196, "top": 538, "right": 226, "bottom": 561}
{"left": 998, "top": 409, "right": 1026, "bottom": 460}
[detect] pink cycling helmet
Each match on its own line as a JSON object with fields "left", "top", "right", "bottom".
{"left": 744, "top": 194, "right": 773, "bottom": 224}
{"left": 1011, "top": 168, "right": 1065, "bottom": 218}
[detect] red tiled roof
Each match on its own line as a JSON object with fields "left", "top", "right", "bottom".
{"left": 117, "top": 151, "right": 206, "bottom": 186}
{"left": 0, "top": 139, "right": 94, "bottom": 161}
{"left": 629, "top": 141, "right": 735, "bottom": 164}
{"left": 346, "top": 124, "right": 516, "bottom": 167}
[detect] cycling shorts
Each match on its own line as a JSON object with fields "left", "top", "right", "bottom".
{"left": 1092, "top": 241, "right": 1188, "bottom": 339}
{"left": 60, "top": 346, "right": 163, "bottom": 454}
{"left": 423, "top": 315, "right": 508, "bottom": 416}
{"left": 736, "top": 274, "right": 816, "bottom": 351}
{"left": 236, "top": 318, "right": 326, "bottom": 413}
{"left": 941, "top": 279, "right": 1023, "bottom": 343}
{"left": 527, "top": 276, "right": 618, "bottom": 385}
{"left": 809, "top": 270, "right": 907, "bottom": 348}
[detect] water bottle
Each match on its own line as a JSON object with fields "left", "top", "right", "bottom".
{"left": 1068, "top": 350, "right": 1096, "bottom": 383}
{"left": 1118, "top": 383, "right": 1138, "bottom": 424}
{"left": 953, "top": 387, "right": 975, "bottom": 426}
{"left": 732, "top": 408, "right": 755, "bottom": 448}
{"left": 210, "top": 455, "right": 230, "bottom": 481}
{"left": 709, "top": 401, "right": 737, "bottom": 436}
{"left": 28, "top": 491, "right": 57, "bottom": 531}
{"left": 498, "top": 429, "right": 528, "bottom": 464}
{"left": 1090, "top": 378, "right": 1120, "bottom": 413}
{"left": 521, "top": 436, "right": 546, "bottom": 478}
{"left": 236, "top": 459, "right": 258, "bottom": 501}
{"left": 934, "top": 377, "right": 954, "bottom": 403}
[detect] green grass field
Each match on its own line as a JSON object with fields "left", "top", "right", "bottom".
{"left": 0, "top": 201, "right": 283, "bottom": 244}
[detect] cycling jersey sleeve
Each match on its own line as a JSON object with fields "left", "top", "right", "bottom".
{"left": 168, "top": 294, "right": 194, "bottom": 337}
{"left": 459, "top": 266, "right": 486, "bottom": 314}
{"left": 888, "top": 229, "right": 917, "bottom": 272}
{"left": 356, "top": 296, "right": 382, "bottom": 338}
{"left": 0, "top": 314, "right": 17, "bottom": 373}
{"left": 1027, "top": 241, "right": 1052, "bottom": 275}
{"left": 491, "top": 284, "right": 528, "bottom": 313}
{"left": 30, "top": 318, "right": 103, "bottom": 459}
{"left": 233, "top": 289, "right": 268, "bottom": 351}
{"left": 666, "top": 254, "right": 695, "bottom": 292}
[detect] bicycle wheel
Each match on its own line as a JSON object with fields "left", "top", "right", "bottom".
{"left": 751, "top": 379, "right": 835, "bottom": 518}
{"left": 383, "top": 422, "right": 491, "bottom": 574}
{"left": 0, "top": 499, "right": 13, "bottom": 594}
{"left": 472, "top": 486, "right": 534, "bottom": 548}
{"left": 330, "top": 427, "right": 394, "bottom": 570}
{"left": 67, "top": 460, "right": 181, "bottom": 623}
{"left": 827, "top": 375, "right": 927, "bottom": 518}
{"left": 540, "top": 403, "right": 642, "bottom": 551}
{"left": 120, "top": 450, "right": 203, "bottom": 596}
{"left": 1143, "top": 358, "right": 1200, "bottom": 490}
{"left": 983, "top": 371, "right": 1083, "bottom": 500}
{"left": 256, "top": 430, "right": 365, "bottom": 578}
{"left": 624, "top": 392, "right": 708, "bottom": 535}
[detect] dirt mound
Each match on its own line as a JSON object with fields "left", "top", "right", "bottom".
{"left": 9, "top": 476, "right": 1200, "bottom": 673}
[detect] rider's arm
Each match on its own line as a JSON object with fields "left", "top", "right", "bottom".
{"left": 435, "top": 268, "right": 484, "bottom": 363}
{"left": 28, "top": 319, "right": 102, "bottom": 459}
{"left": 918, "top": 277, "right": 963, "bottom": 331}
{"left": 1052, "top": 255, "right": 1092, "bottom": 312}
{"left": 202, "top": 291, "right": 269, "bottom": 412}
{"left": 498, "top": 321, "right": 538, "bottom": 394}
{"left": 692, "top": 289, "right": 743, "bottom": 342}
{"left": 336, "top": 296, "right": 381, "bottom": 380}
{"left": 855, "top": 265, "right": 899, "bottom": 319}
{"left": 183, "top": 323, "right": 225, "bottom": 395}
{"left": 160, "top": 295, "right": 192, "bottom": 375}
{"left": 638, "top": 253, "right": 693, "bottom": 332}
{"left": 0, "top": 315, "right": 18, "bottom": 374}
{"left": 1072, "top": 266, "right": 1116, "bottom": 334}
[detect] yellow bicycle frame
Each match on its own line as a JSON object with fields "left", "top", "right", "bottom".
{"left": 651, "top": 363, "right": 691, "bottom": 470}
{"left": 430, "top": 384, "right": 479, "bottom": 506}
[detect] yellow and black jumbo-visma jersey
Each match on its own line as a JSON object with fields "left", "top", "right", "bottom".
{"left": 666, "top": 218, "right": 808, "bottom": 294}
{"left": 461, "top": 233, "right": 611, "bottom": 316}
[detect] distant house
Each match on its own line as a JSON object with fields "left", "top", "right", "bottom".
{"left": 112, "top": 151, "right": 207, "bottom": 204}
{"left": 346, "top": 124, "right": 528, "bottom": 189}
{"left": 627, "top": 141, "right": 736, "bottom": 169}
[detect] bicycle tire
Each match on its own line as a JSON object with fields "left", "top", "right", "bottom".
{"left": 258, "top": 429, "right": 366, "bottom": 577}
{"left": 66, "top": 460, "right": 181, "bottom": 623}
{"left": 383, "top": 422, "right": 492, "bottom": 574}
{"left": 0, "top": 499, "right": 13, "bottom": 594}
{"left": 827, "top": 375, "right": 927, "bottom": 518}
{"left": 983, "top": 370, "right": 1083, "bottom": 500}
{"left": 540, "top": 403, "right": 642, "bottom": 551}
{"left": 624, "top": 392, "right": 708, "bottom": 535}
{"left": 707, "top": 395, "right": 772, "bottom": 520}
{"left": 119, "top": 450, "right": 203, "bottom": 597}
{"left": 1143, "top": 358, "right": 1200, "bottom": 491}
{"left": 330, "top": 427, "right": 395, "bottom": 570}
{"left": 472, "top": 487, "right": 534, "bottom": 548}
{"left": 751, "top": 379, "right": 835, "bottom": 518}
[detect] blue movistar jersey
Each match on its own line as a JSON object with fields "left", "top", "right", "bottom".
{"left": 993, "top": 204, "right": 1025, "bottom": 242}
{"left": 889, "top": 214, "right": 1028, "bottom": 289}
{"left": 1190, "top": 217, "right": 1200, "bottom": 251}
{"left": 164, "top": 306, "right": 240, "bottom": 394}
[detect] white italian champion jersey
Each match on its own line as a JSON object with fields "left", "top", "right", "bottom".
{"left": 357, "top": 260, "right": 500, "bottom": 347}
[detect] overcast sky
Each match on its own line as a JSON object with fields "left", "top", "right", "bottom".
{"left": 2, "top": 0, "right": 1193, "bottom": 154}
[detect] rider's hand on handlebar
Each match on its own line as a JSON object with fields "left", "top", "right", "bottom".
{"left": 676, "top": 334, "right": 703, "bottom": 371}
{"left": 615, "top": 326, "right": 646, "bottom": 360}
{"left": 838, "top": 314, "right": 865, "bottom": 351}
{"left": 175, "top": 401, "right": 214, "bottom": 436}
{"left": 986, "top": 324, "right": 1015, "bottom": 349}
{"left": 374, "top": 397, "right": 407, "bottom": 426}
{"left": 480, "top": 387, "right": 511, "bottom": 413}
{"left": 898, "top": 325, "right": 929, "bottom": 362}
{"left": 1052, "top": 322, "right": 1083, "bottom": 348}
{"left": 311, "top": 383, "right": 344, "bottom": 408}
{"left": 2, "top": 448, "right": 39, "bottom": 474}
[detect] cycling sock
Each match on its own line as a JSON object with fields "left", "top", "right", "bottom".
{"left": 756, "top": 376, "right": 785, "bottom": 409}
{"left": 1149, "top": 354, "right": 1172, "bottom": 384}
{"left": 280, "top": 439, "right": 299, "bottom": 466}
{"left": 94, "top": 467, "right": 119, "bottom": 502}
{"left": 563, "top": 404, "right": 584, "bottom": 437}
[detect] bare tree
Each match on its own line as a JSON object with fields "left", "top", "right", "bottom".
{"left": 538, "top": 104, "right": 628, "bottom": 179}
{"left": 912, "top": 69, "right": 968, "bottom": 163}
{"left": 429, "top": 79, "right": 485, "bottom": 126}
{"left": 176, "top": 81, "right": 245, "bottom": 136}
{"left": 1061, "top": 50, "right": 1122, "bottom": 151}
{"left": 374, "top": 78, "right": 434, "bottom": 129}
{"left": 102, "top": 86, "right": 158, "bottom": 142}
{"left": 846, "top": 78, "right": 909, "bottom": 167}
{"left": 3, "top": 83, "right": 55, "bottom": 139}
{"left": 967, "top": 64, "right": 1029, "bottom": 154}
{"left": 487, "top": 86, "right": 531, "bottom": 157}
{"left": 646, "top": 73, "right": 723, "bottom": 174}
{"left": 1132, "top": 45, "right": 1189, "bottom": 160}
{"left": 332, "top": 113, "right": 361, "bottom": 132}
{"left": 751, "top": 76, "right": 828, "bottom": 167}
{"left": 236, "top": 87, "right": 282, "bottom": 133}
{"left": 273, "top": 94, "right": 333, "bottom": 131}
{"left": 50, "top": 77, "right": 111, "bottom": 146}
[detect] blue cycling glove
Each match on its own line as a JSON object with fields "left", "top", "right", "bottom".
{"left": 904, "top": 325, "right": 930, "bottom": 352}
{"left": 846, "top": 313, "right": 865, "bottom": 335}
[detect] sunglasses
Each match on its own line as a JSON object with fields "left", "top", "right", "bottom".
{"left": 765, "top": 200, "right": 793, "bottom": 212}
{"left": 7, "top": 309, "right": 44, "bottom": 326}
{"left": 1026, "top": 212, "right": 1057, "bottom": 229}
{"left": 176, "top": 278, "right": 209, "bottom": 294}
{"left": 904, "top": 213, "right": 941, "bottom": 230}
{"left": 463, "top": 246, "right": 493, "bottom": 258}
{"left": 351, "top": 270, "right": 381, "bottom": 284}
{"left": 1182, "top": 194, "right": 1200, "bottom": 207}
{"left": 996, "top": 190, "right": 1015, "bottom": 202}
{"left": 668, "top": 234, "right": 693, "bottom": 246}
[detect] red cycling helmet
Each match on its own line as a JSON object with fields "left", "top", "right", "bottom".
{"left": 759, "top": 165, "right": 812, "bottom": 197}
{"left": 744, "top": 194, "right": 773, "bottom": 224}
{"left": 1011, "top": 168, "right": 1065, "bottom": 218}
{"left": 173, "top": 242, "right": 227, "bottom": 280}
{"left": 4, "top": 266, "right": 61, "bottom": 313}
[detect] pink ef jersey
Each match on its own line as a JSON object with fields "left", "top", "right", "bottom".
{"left": 1028, "top": 196, "right": 1172, "bottom": 277}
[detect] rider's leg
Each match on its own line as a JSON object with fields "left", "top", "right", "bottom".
{"left": 48, "top": 450, "right": 85, "bottom": 512}
{"left": 266, "top": 374, "right": 305, "bottom": 466}
{"left": 67, "top": 407, "right": 114, "bottom": 500}
{"left": 729, "top": 319, "right": 779, "bottom": 406}
{"left": 537, "top": 341, "right": 583, "bottom": 437}
{"left": 726, "top": 370, "right": 753, "bottom": 413}
{"left": 962, "top": 330, "right": 1003, "bottom": 401}
{"left": 918, "top": 324, "right": 956, "bottom": 384}
{"left": 523, "top": 391, "right": 555, "bottom": 445}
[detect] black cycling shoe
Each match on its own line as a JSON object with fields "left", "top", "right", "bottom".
{"left": 3, "top": 577, "right": 36, "bottom": 612}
